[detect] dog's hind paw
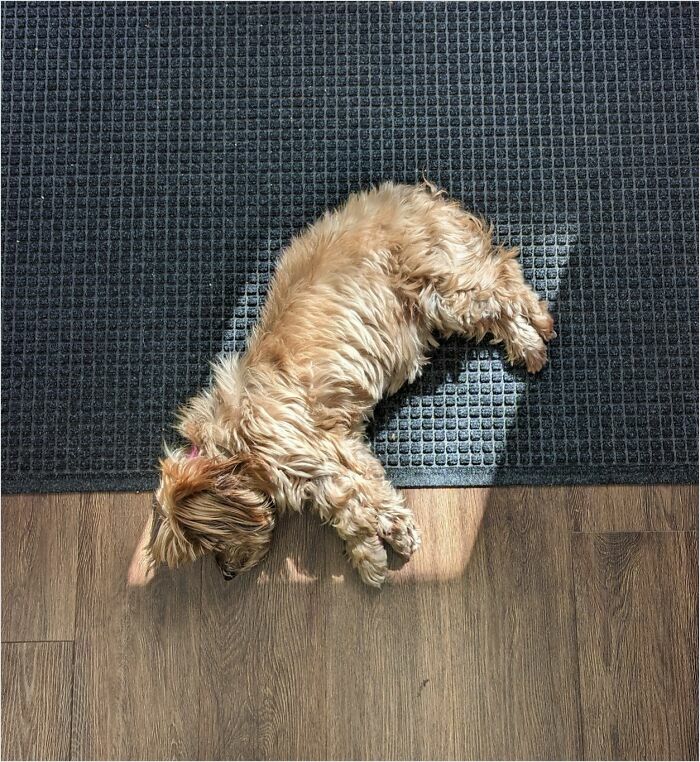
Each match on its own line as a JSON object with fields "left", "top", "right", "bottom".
{"left": 522, "top": 342, "right": 549, "bottom": 374}
{"left": 533, "top": 310, "right": 556, "bottom": 342}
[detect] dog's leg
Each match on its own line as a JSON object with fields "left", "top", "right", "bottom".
{"left": 452, "top": 252, "right": 555, "bottom": 372}
{"left": 465, "top": 254, "right": 554, "bottom": 373}
{"left": 320, "top": 473, "right": 421, "bottom": 586}
{"left": 343, "top": 440, "right": 421, "bottom": 561}
{"left": 425, "top": 209, "right": 554, "bottom": 372}
{"left": 315, "top": 442, "right": 421, "bottom": 586}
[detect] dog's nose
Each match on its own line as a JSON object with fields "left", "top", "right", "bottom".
{"left": 216, "top": 556, "right": 238, "bottom": 580}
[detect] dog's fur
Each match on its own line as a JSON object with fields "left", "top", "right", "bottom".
{"left": 147, "top": 182, "right": 554, "bottom": 586}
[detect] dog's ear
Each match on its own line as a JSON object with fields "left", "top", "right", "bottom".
{"left": 211, "top": 459, "right": 277, "bottom": 576}
{"left": 150, "top": 454, "right": 222, "bottom": 566}
{"left": 150, "top": 452, "right": 274, "bottom": 570}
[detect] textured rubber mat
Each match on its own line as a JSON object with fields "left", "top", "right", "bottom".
{"left": 2, "top": 2, "right": 698, "bottom": 493}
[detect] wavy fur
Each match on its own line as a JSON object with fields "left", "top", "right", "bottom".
{"left": 147, "top": 182, "right": 554, "bottom": 585}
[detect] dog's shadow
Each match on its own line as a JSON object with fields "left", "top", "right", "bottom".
{"left": 191, "top": 507, "right": 423, "bottom": 595}
{"left": 195, "top": 479, "right": 492, "bottom": 592}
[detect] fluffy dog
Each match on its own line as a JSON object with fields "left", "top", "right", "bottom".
{"left": 145, "top": 182, "right": 554, "bottom": 586}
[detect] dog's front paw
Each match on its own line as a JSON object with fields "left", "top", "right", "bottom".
{"left": 346, "top": 535, "right": 388, "bottom": 587}
{"left": 378, "top": 512, "right": 422, "bottom": 559}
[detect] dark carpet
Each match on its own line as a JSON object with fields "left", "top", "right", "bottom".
{"left": 2, "top": 2, "right": 698, "bottom": 493}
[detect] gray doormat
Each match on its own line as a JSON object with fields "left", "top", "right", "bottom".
{"left": 2, "top": 2, "right": 698, "bottom": 494}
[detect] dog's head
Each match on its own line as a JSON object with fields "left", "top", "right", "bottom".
{"left": 148, "top": 444, "right": 275, "bottom": 580}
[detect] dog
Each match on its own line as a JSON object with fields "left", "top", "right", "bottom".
{"left": 141, "top": 182, "right": 554, "bottom": 587}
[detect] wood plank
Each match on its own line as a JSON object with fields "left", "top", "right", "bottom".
{"left": 444, "top": 486, "right": 582, "bottom": 760}
{"left": 574, "top": 531, "right": 698, "bottom": 760}
{"left": 327, "top": 486, "right": 582, "bottom": 759}
{"left": 200, "top": 485, "right": 582, "bottom": 760}
{"left": 198, "top": 510, "right": 330, "bottom": 761}
{"left": 569, "top": 484, "right": 698, "bottom": 533}
{"left": 1, "top": 641, "right": 73, "bottom": 760}
{"left": 70, "top": 493, "right": 202, "bottom": 760}
{"left": 326, "top": 488, "right": 487, "bottom": 760}
{"left": 3, "top": 486, "right": 694, "bottom": 760}
{"left": 1, "top": 494, "right": 80, "bottom": 641}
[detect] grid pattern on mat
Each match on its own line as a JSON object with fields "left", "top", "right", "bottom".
{"left": 2, "top": 2, "right": 698, "bottom": 492}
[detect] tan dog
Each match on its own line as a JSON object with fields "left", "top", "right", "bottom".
{"left": 141, "top": 182, "right": 554, "bottom": 587}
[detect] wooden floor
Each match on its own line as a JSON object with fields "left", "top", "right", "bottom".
{"left": 1, "top": 486, "right": 697, "bottom": 760}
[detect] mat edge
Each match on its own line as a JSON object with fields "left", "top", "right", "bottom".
{"left": 2, "top": 465, "right": 697, "bottom": 495}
